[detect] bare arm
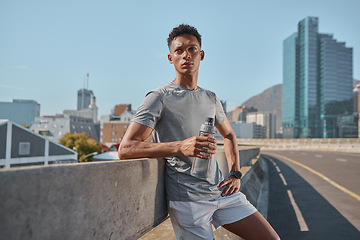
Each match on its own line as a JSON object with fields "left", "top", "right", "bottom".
{"left": 118, "top": 121, "right": 216, "bottom": 160}
{"left": 216, "top": 117, "right": 241, "bottom": 196}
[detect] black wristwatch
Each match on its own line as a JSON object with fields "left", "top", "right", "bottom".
{"left": 230, "top": 171, "right": 242, "bottom": 179}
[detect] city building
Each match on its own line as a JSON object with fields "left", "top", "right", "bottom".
{"left": 215, "top": 121, "right": 265, "bottom": 139}
{"left": 231, "top": 122, "right": 265, "bottom": 139}
{"left": 64, "top": 95, "right": 98, "bottom": 124}
{"left": 354, "top": 83, "right": 360, "bottom": 113}
{"left": 229, "top": 106, "right": 257, "bottom": 123}
{"left": 100, "top": 104, "right": 135, "bottom": 145}
{"left": 246, "top": 112, "right": 276, "bottom": 138}
{"left": 0, "top": 99, "right": 40, "bottom": 126}
{"left": 283, "top": 17, "right": 353, "bottom": 138}
{"left": 30, "top": 114, "right": 99, "bottom": 143}
{"left": 0, "top": 120, "right": 77, "bottom": 169}
{"left": 77, "top": 88, "right": 94, "bottom": 110}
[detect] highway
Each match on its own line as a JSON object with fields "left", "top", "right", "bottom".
{"left": 262, "top": 150, "right": 360, "bottom": 239}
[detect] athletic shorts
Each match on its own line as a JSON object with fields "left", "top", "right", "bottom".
{"left": 168, "top": 191, "right": 257, "bottom": 240}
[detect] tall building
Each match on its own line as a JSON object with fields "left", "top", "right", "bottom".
{"left": 77, "top": 88, "right": 94, "bottom": 110}
{"left": 283, "top": 17, "right": 353, "bottom": 138}
{"left": 229, "top": 106, "right": 257, "bottom": 123}
{"left": 64, "top": 95, "right": 98, "bottom": 124}
{"left": 246, "top": 112, "right": 276, "bottom": 138}
{"left": 0, "top": 99, "right": 40, "bottom": 126}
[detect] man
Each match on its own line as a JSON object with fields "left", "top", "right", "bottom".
{"left": 119, "top": 24, "right": 279, "bottom": 240}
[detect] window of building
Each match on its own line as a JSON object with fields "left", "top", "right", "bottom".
{"left": 19, "top": 142, "right": 30, "bottom": 155}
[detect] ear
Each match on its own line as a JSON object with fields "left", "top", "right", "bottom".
{"left": 200, "top": 50, "right": 205, "bottom": 61}
{"left": 168, "top": 53, "right": 173, "bottom": 64}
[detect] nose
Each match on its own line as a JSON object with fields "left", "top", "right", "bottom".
{"left": 182, "top": 50, "right": 191, "bottom": 59}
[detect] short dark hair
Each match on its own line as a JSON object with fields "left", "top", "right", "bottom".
{"left": 167, "top": 24, "right": 202, "bottom": 49}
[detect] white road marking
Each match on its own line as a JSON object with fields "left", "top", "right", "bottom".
{"left": 315, "top": 154, "right": 323, "bottom": 158}
{"left": 287, "top": 190, "right": 309, "bottom": 232}
{"left": 275, "top": 166, "right": 281, "bottom": 173}
{"left": 279, "top": 173, "right": 288, "bottom": 186}
{"left": 336, "top": 158, "right": 348, "bottom": 162}
{"left": 268, "top": 153, "right": 360, "bottom": 202}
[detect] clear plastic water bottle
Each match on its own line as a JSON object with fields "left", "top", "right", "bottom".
{"left": 191, "top": 117, "right": 215, "bottom": 178}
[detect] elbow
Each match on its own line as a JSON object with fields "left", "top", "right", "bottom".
{"left": 118, "top": 143, "right": 131, "bottom": 160}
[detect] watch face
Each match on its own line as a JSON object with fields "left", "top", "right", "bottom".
{"left": 232, "top": 171, "right": 242, "bottom": 179}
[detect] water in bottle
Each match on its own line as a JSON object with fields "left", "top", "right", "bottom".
{"left": 191, "top": 117, "right": 215, "bottom": 178}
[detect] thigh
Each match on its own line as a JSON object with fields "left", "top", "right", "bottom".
{"left": 222, "top": 211, "right": 280, "bottom": 240}
{"left": 168, "top": 200, "right": 216, "bottom": 240}
{"left": 212, "top": 192, "right": 257, "bottom": 228}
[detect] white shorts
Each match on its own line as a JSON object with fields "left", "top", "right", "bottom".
{"left": 168, "top": 192, "right": 257, "bottom": 240}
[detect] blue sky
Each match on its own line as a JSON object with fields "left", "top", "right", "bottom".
{"left": 1, "top": 0, "right": 359, "bottom": 117}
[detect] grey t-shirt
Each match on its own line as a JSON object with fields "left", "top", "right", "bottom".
{"left": 132, "top": 81, "right": 226, "bottom": 201}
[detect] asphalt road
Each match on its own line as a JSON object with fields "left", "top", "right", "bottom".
{"left": 262, "top": 150, "right": 360, "bottom": 240}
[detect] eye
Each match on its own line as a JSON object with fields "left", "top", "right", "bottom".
{"left": 175, "top": 49, "right": 183, "bottom": 54}
{"left": 189, "top": 47, "right": 198, "bottom": 52}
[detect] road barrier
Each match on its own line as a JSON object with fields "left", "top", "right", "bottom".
{"left": 0, "top": 147, "right": 260, "bottom": 240}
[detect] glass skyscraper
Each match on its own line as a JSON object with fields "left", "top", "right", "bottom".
{"left": 283, "top": 17, "right": 353, "bottom": 138}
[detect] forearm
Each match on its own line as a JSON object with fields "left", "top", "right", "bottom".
{"left": 223, "top": 132, "right": 240, "bottom": 172}
{"left": 119, "top": 139, "right": 182, "bottom": 160}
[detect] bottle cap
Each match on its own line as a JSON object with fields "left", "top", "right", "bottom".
{"left": 205, "top": 117, "right": 214, "bottom": 126}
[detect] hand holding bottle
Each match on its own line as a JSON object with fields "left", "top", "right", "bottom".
{"left": 191, "top": 117, "right": 216, "bottom": 178}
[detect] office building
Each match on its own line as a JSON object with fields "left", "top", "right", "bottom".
{"left": 0, "top": 99, "right": 40, "bottom": 126}
{"left": 77, "top": 88, "right": 94, "bottom": 110}
{"left": 246, "top": 112, "right": 276, "bottom": 138}
{"left": 229, "top": 106, "right": 257, "bottom": 123}
{"left": 100, "top": 104, "right": 135, "bottom": 145}
{"left": 64, "top": 95, "right": 98, "bottom": 123}
{"left": 30, "top": 114, "right": 99, "bottom": 143}
{"left": 283, "top": 17, "right": 353, "bottom": 138}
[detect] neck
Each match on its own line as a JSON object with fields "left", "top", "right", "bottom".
{"left": 173, "top": 72, "right": 198, "bottom": 90}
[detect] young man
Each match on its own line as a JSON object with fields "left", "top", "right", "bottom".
{"left": 118, "top": 24, "right": 279, "bottom": 240}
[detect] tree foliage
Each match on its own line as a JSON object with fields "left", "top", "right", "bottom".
{"left": 59, "top": 132, "right": 102, "bottom": 162}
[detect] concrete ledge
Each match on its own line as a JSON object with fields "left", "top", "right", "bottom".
{"left": 236, "top": 138, "right": 360, "bottom": 153}
{"left": 0, "top": 147, "right": 261, "bottom": 240}
{"left": 0, "top": 158, "right": 167, "bottom": 240}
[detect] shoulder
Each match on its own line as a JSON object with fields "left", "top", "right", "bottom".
{"left": 197, "top": 86, "right": 217, "bottom": 99}
{"left": 145, "top": 82, "right": 174, "bottom": 98}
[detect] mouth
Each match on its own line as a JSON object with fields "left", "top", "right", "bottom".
{"left": 182, "top": 62, "right": 193, "bottom": 67}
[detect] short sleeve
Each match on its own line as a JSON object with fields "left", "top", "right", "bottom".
{"left": 214, "top": 95, "right": 226, "bottom": 126}
{"left": 132, "top": 91, "right": 163, "bottom": 130}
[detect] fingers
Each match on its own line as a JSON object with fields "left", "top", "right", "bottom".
{"left": 198, "top": 135, "right": 216, "bottom": 144}
{"left": 218, "top": 177, "right": 240, "bottom": 197}
{"left": 180, "top": 136, "right": 216, "bottom": 158}
{"left": 221, "top": 185, "right": 239, "bottom": 197}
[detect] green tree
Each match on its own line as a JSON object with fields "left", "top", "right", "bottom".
{"left": 59, "top": 132, "right": 102, "bottom": 162}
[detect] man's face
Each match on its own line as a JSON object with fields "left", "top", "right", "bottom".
{"left": 168, "top": 34, "right": 204, "bottom": 75}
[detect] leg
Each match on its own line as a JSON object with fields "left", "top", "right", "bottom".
{"left": 222, "top": 211, "right": 280, "bottom": 240}
{"left": 168, "top": 200, "right": 216, "bottom": 240}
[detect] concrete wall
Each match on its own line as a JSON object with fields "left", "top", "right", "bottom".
{"left": 0, "top": 147, "right": 260, "bottom": 240}
{"left": 236, "top": 138, "right": 360, "bottom": 153}
{"left": 0, "top": 158, "right": 167, "bottom": 240}
{"left": 215, "top": 147, "right": 260, "bottom": 176}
